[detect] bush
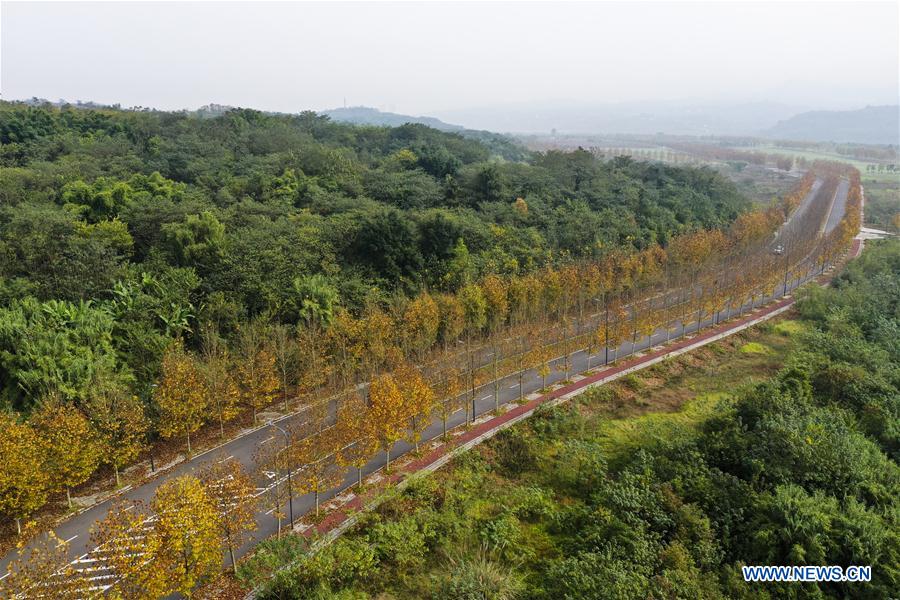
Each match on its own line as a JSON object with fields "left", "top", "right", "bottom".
{"left": 491, "top": 428, "right": 537, "bottom": 476}
{"left": 432, "top": 550, "right": 525, "bottom": 600}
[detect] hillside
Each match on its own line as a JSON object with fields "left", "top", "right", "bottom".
{"left": 321, "top": 106, "right": 463, "bottom": 132}
{"left": 766, "top": 105, "right": 900, "bottom": 145}
{"left": 320, "top": 106, "right": 529, "bottom": 160}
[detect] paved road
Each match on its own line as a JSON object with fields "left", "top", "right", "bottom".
{"left": 824, "top": 178, "right": 850, "bottom": 235}
{"left": 0, "top": 175, "right": 849, "bottom": 594}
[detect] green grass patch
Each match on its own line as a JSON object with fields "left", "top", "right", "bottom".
{"left": 773, "top": 319, "right": 805, "bottom": 336}
{"left": 593, "top": 392, "right": 729, "bottom": 459}
{"left": 740, "top": 341, "right": 771, "bottom": 354}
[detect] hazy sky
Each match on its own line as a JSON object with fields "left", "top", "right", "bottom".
{"left": 2, "top": 1, "right": 898, "bottom": 118}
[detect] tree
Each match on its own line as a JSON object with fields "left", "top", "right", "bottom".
{"left": 0, "top": 297, "right": 122, "bottom": 410}
{"left": 236, "top": 324, "right": 280, "bottom": 424}
{"left": 401, "top": 292, "right": 440, "bottom": 361}
{"left": 271, "top": 322, "right": 298, "bottom": 411}
{"left": 291, "top": 430, "right": 343, "bottom": 517}
{"left": 369, "top": 372, "right": 407, "bottom": 470}
{"left": 30, "top": 401, "right": 102, "bottom": 509}
{"left": 200, "top": 323, "right": 241, "bottom": 438}
{"left": 434, "top": 366, "right": 465, "bottom": 440}
{"left": 83, "top": 374, "right": 148, "bottom": 487}
{"left": 0, "top": 531, "right": 92, "bottom": 599}
{"left": 199, "top": 459, "right": 258, "bottom": 573}
{"left": 0, "top": 414, "right": 48, "bottom": 534}
{"left": 155, "top": 339, "right": 208, "bottom": 454}
{"left": 91, "top": 501, "right": 169, "bottom": 600}
{"left": 151, "top": 475, "right": 223, "bottom": 597}
{"left": 397, "top": 363, "right": 436, "bottom": 453}
{"left": 335, "top": 394, "right": 380, "bottom": 487}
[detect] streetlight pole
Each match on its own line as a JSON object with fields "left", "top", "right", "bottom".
{"left": 268, "top": 421, "right": 294, "bottom": 528}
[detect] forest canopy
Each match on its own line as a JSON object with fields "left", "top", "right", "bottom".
{"left": 0, "top": 101, "right": 748, "bottom": 412}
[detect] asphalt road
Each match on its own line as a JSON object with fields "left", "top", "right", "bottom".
{"left": 0, "top": 176, "right": 849, "bottom": 594}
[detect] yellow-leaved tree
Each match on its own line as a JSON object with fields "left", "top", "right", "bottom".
{"left": 199, "top": 459, "right": 257, "bottom": 573}
{"left": 237, "top": 325, "right": 280, "bottom": 424}
{"left": 152, "top": 475, "right": 222, "bottom": 598}
{"left": 31, "top": 400, "right": 102, "bottom": 509}
{"left": 0, "top": 531, "right": 91, "bottom": 599}
{"left": 335, "top": 394, "right": 380, "bottom": 487}
{"left": 397, "top": 363, "right": 435, "bottom": 453}
{"left": 0, "top": 414, "right": 48, "bottom": 535}
{"left": 91, "top": 501, "right": 169, "bottom": 600}
{"left": 369, "top": 372, "right": 407, "bottom": 470}
{"left": 83, "top": 374, "right": 148, "bottom": 487}
{"left": 155, "top": 339, "right": 209, "bottom": 454}
{"left": 200, "top": 322, "right": 241, "bottom": 438}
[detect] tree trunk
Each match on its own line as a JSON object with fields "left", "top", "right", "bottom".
{"left": 315, "top": 489, "right": 320, "bottom": 517}
{"left": 358, "top": 467, "right": 363, "bottom": 487}
{"left": 16, "top": 517, "right": 21, "bottom": 535}
{"left": 385, "top": 447, "right": 391, "bottom": 471}
{"left": 186, "top": 432, "right": 192, "bottom": 455}
{"left": 229, "top": 546, "right": 237, "bottom": 574}
{"left": 67, "top": 486, "right": 72, "bottom": 509}
{"left": 114, "top": 465, "right": 121, "bottom": 487}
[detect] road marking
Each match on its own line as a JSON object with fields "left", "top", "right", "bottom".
{"left": 217, "top": 454, "right": 234, "bottom": 463}
{"left": 508, "top": 384, "right": 519, "bottom": 389}
{"left": 261, "top": 436, "right": 274, "bottom": 445}
{"left": 63, "top": 534, "right": 78, "bottom": 544}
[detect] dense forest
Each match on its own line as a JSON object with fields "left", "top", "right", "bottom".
{"left": 0, "top": 101, "right": 746, "bottom": 414}
{"left": 241, "top": 239, "right": 900, "bottom": 599}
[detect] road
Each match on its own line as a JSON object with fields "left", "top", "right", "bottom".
{"left": 0, "top": 176, "right": 850, "bottom": 594}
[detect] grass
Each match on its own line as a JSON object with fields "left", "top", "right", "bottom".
{"left": 594, "top": 391, "right": 729, "bottom": 459}
{"left": 772, "top": 319, "right": 805, "bottom": 336}
{"left": 740, "top": 341, "right": 771, "bottom": 354}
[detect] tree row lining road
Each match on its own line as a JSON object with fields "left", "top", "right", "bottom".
{"left": 0, "top": 176, "right": 847, "bottom": 591}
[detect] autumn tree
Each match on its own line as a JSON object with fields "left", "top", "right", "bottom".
{"left": 291, "top": 430, "right": 342, "bottom": 517}
{"left": 200, "top": 322, "right": 241, "bottom": 438}
{"left": 91, "top": 501, "right": 168, "bottom": 600}
{"left": 482, "top": 274, "right": 509, "bottom": 409}
{"left": 435, "top": 293, "right": 465, "bottom": 352}
{"left": 199, "top": 459, "right": 258, "bottom": 573}
{"left": 31, "top": 400, "right": 102, "bottom": 509}
{"left": 151, "top": 475, "right": 222, "bottom": 598}
{"left": 369, "top": 372, "right": 407, "bottom": 470}
{"left": 236, "top": 323, "right": 280, "bottom": 424}
{"left": 401, "top": 292, "right": 440, "bottom": 362}
{"left": 397, "top": 363, "right": 436, "bottom": 453}
{"left": 83, "top": 374, "right": 148, "bottom": 487}
{"left": 155, "top": 339, "right": 208, "bottom": 454}
{"left": 0, "top": 531, "right": 92, "bottom": 599}
{"left": 0, "top": 414, "right": 48, "bottom": 534}
{"left": 434, "top": 365, "right": 465, "bottom": 439}
{"left": 271, "top": 322, "right": 298, "bottom": 411}
{"left": 335, "top": 394, "right": 380, "bottom": 487}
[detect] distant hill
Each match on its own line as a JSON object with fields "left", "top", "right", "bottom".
{"left": 322, "top": 106, "right": 464, "bottom": 132}
{"left": 765, "top": 105, "right": 899, "bottom": 145}
{"left": 322, "top": 106, "right": 529, "bottom": 161}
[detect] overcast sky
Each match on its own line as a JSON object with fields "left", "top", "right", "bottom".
{"left": 2, "top": 1, "right": 898, "bottom": 119}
